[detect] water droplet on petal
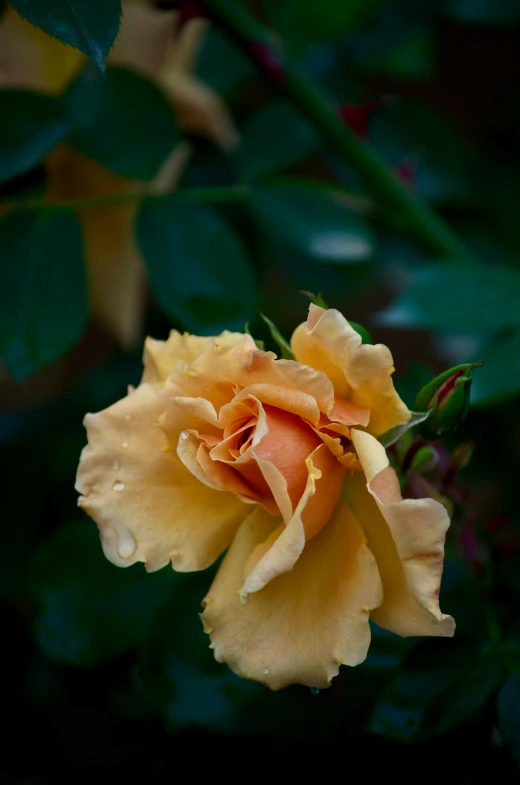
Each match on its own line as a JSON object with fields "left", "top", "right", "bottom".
{"left": 262, "top": 667, "right": 269, "bottom": 675}
{"left": 122, "top": 442, "right": 128, "bottom": 448}
{"left": 112, "top": 460, "right": 120, "bottom": 471}
{"left": 117, "top": 530, "right": 136, "bottom": 559}
{"left": 112, "top": 481, "right": 125, "bottom": 492}
{"left": 180, "top": 430, "right": 189, "bottom": 440}
{"left": 124, "top": 414, "right": 132, "bottom": 421}
{"left": 310, "top": 687, "right": 320, "bottom": 695}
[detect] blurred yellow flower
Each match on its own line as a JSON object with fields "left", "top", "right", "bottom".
{"left": 0, "top": 3, "right": 236, "bottom": 347}
{"left": 76, "top": 305, "right": 455, "bottom": 690}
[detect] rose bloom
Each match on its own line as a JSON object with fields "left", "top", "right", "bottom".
{"left": 76, "top": 306, "right": 455, "bottom": 690}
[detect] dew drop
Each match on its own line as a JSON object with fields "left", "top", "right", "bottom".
{"left": 180, "top": 430, "right": 189, "bottom": 440}
{"left": 117, "top": 530, "right": 137, "bottom": 559}
{"left": 122, "top": 442, "right": 128, "bottom": 448}
{"left": 112, "top": 481, "right": 125, "bottom": 492}
{"left": 262, "top": 667, "right": 269, "bottom": 675}
{"left": 112, "top": 460, "right": 120, "bottom": 471}
{"left": 124, "top": 414, "right": 132, "bottom": 421}
{"left": 310, "top": 687, "right": 320, "bottom": 695}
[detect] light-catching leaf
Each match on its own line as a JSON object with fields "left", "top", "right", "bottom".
{"left": 378, "top": 410, "right": 430, "bottom": 448}
{"left": 470, "top": 330, "right": 520, "bottom": 407}
{"left": 66, "top": 65, "right": 179, "bottom": 180}
{"left": 249, "top": 181, "right": 375, "bottom": 265}
{"left": 0, "top": 208, "right": 88, "bottom": 380}
{"left": 377, "top": 264, "right": 520, "bottom": 333}
{"left": 137, "top": 196, "right": 257, "bottom": 333}
{"left": 10, "top": 0, "right": 122, "bottom": 70}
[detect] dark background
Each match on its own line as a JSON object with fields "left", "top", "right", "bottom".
{"left": 1, "top": 1, "right": 520, "bottom": 781}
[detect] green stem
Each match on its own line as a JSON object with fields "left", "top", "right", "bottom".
{"left": 204, "top": 0, "right": 477, "bottom": 263}
{"left": 0, "top": 185, "right": 249, "bottom": 213}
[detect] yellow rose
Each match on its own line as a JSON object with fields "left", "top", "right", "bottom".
{"left": 76, "top": 305, "right": 455, "bottom": 690}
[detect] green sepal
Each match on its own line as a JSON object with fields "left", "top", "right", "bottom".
{"left": 260, "top": 313, "right": 295, "bottom": 359}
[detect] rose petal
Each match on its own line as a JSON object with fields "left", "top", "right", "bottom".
{"left": 291, "top": 305, "right": 410, "bottom": 436}
{"left": 142, "top": 331, "right": 243, "bottom": 384}
{"left": 254, "top": 404, "right": 323, "bottom": 512}
{"left": 234, "top": 383, "right": 321, "bottom": 427}
{"left": 173, "top": 336, "right": 336, "bottom": 418}
{"left": 330, "top": 395, "right": 370, "bottom": 427}
{"left": 347, "top": 429, "right": 455, "bottom": 637}
{"left": 202, "top": 499, "right": 383, "bottom": 690}
{"left": 76, "top": 383, "right": 248, "bottom": 572}
{"left": 241, "top": 442, "right": 346, "bottom": 599}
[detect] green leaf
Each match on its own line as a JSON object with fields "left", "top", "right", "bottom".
{"left": 378, "top": 410, "right": 430, "bottom": 449}
{"left": 10, "top": 0, "right": 122, "bottom": 70}
{"left": 371, "top": 30, "right": 435, "bottom": 81}
{"left": 447, "top": 0, "right": 520, "bottom": 24}
{"left": 264, "top": 0, "right": 385, "bottom": 40}
{"left": 369, "top": 101, "right": 469, "bottom": 204}
{"left": 377, "top": 264, "right": 520, "bottom": 333}
{"left": 249, "top": 182, "right": 375, "bottom": 265}
{"left": 0, "top": 91, "right": 69, "bottom": 185}
{"left": 29, "top": 522, "right": 175, "bottom": 666}
{"left": 470, "top": 331, "right": 520, "bottom": 407}
{"left": 137, "top": 196, "right": 257, "bottom": 333}
{"left": 66, "top": 65, "right": 179, "bottom": 179}
{"left": 197, "top": 25, "right": 254, "bottom": 95}
{"left": 368, "top": 637, "right": 502, "bottom": 742}
{"left": 260, "top": 313, "right": 294, "bottom": 359}
{"left": 498, "top": 672, "right": 520, "bottom": 770}
{"left": 348, "top": 320, "right": 372, "bottom": 344}
{"left": 0, "top": 208, "right": 88, "bottom": 380}
{"left": 237, "top": 102, "right": 320, "bottom": 182}
{"left": 140, "top": 570, "right": 261, "bottom": 732}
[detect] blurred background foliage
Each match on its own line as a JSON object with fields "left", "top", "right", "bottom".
{"left": 2, "top": 0, "right": 520, "bottom": 781}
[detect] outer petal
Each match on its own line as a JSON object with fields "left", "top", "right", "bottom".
{"left": 142, "top": 330, "right": 243, "bottom": 383}
{"left": 201, "top": 500, "right": 383, "bottom": 690}
{"left": 291, "top": 305, "right": 410, "bottom": 436}
{"left": 347, "top": 429, "right": 455, "bottom": 637}
{"left": 76, "top": 382, "right": 248, "bottom": 572}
